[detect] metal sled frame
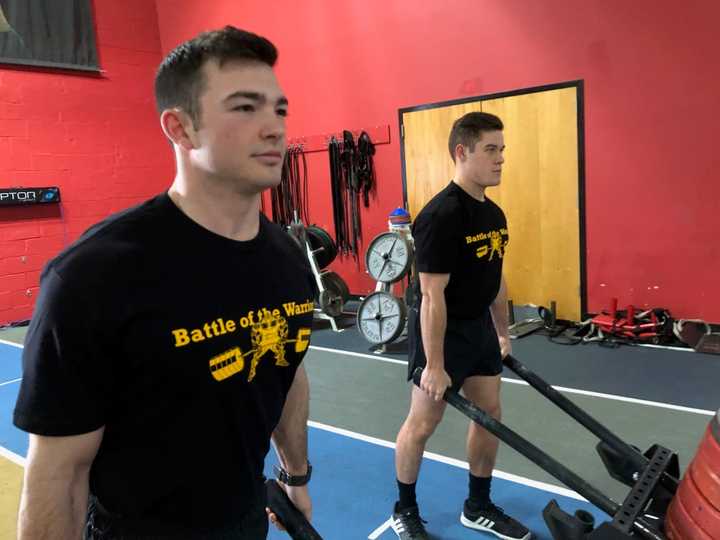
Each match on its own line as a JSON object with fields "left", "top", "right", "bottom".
{"left": 412, "top": 355, "right": 680, "bottom": 539}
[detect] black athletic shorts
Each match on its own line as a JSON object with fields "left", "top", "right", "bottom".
{"left": 406, "top": 302, "right": 502, "bottom": 391}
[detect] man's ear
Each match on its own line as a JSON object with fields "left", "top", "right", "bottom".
{"left": 455, "top": 143, "right": 467, "bottom": 163}
{"left": 160, "top": 109, "right": 197, "bottom": 151}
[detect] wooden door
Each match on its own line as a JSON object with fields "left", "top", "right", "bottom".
{"left": 401, "top": 85, "right": 583, "bottom": 320}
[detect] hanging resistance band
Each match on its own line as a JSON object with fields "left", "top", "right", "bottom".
{"left": 327, "top": 131, "right": 378, "bottom": 259}
{"left": 271, "top": 145, "right": 310, "bottom": 227}
{"left": 357, "top": 131, "right": 376, "bottom": 208}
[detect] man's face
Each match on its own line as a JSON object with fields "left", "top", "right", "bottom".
{"left": 461, "top": 130, "right": 505, "bottom": 188}
{"left": 189, "top": 60, "right": 287, "bottom": 194}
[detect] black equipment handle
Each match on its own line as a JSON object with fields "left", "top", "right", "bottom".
{"left": 411, "top": 367, "right": 619, "bottom": 515}
{"left": 502, "top": 355, "right": 677, "bottom": 486}
{"left": 265, "top": 479, "right": 323, "bottom": 540}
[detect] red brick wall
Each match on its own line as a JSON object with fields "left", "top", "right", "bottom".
{"left": 0, "top": 0, "right": 173, "bottom": 325}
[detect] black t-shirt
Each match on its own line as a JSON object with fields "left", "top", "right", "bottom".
{"left": 412, "top": 181, "right": 509, "bottom": 319}
{"left": 13, "top": 193, "right": 317, "bottom": 530}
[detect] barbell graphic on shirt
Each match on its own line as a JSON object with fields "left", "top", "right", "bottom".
{"left": 208, "top": 316, "right": 311, "bottom": 382}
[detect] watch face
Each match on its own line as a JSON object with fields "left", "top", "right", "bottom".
{"left": 366, "top": 232, "right": 412, "bottom": 283}
{"left": 357, "top": 291, "right": 407, "bottom": 344}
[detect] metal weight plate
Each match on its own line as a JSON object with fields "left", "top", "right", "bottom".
{"left": 286, "top": 219, "right": 307, "bottom": 251}
{"left": 317, "top": 227, "right": 337, "bottom": 265}
{"left": 319, "top": 290, "right": 343, "bottom": 318}
{"left": 404, "top": 277, "right": 418, "bottom": 309}
{"left": 323, "top": 271, "right": 350, "bottom": 302}
{"left": 357, "top": 291, "right": 407, "bottom": 344}
{"left": 307, "top": 226, "right": 337, "bottom": 269}
{"left": 306, "top": 227, "right": 329, "bottom": 268}
{"left": 365, "top": 232, "right": 413, "bottom": 283}
{"left": 319, "top": 271, "right": 346, "bottom": 317}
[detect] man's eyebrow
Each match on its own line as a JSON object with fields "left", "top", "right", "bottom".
{"left": 223, "top": 91, "right": 288, "bottom": 107}
{"left": 224, "top": 91, "right": 263, "bottom": 103}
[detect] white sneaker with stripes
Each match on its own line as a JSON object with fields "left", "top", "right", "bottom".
{"left": 391, "top": 502, "right": 430, "bottom": 539}
{"left": 460, "top": 501, "right": 531, "bottom": 540}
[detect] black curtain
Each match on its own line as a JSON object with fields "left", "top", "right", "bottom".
{"left": 0, "top": 0, "right": 99, "bottom": 71}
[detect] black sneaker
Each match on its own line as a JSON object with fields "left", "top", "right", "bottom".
{"left": 461, "top": 501, "right": 531, "bottom": 540}
{"left": 391, "top": 502, "right": 430, "bottom": 539}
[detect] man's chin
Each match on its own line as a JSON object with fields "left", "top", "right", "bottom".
{"left": 247, "top": 168, "right": 282, "bottom": 188}
{"left": 263, "top": 175, "right": 283, "bottom": 188}
{"left": 224, "top": 175, "right": 281, "bottom": 195}
{"left": 479, "top": 178, "right": 501, "bottom": 188}
{"left": 257, "top": 166, "right": 283, "bottom": 184}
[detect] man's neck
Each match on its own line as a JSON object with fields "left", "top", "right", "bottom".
{"left": 452, "top": 174, "right": 486, "bottom": 202}
{"left": 168, "top": 170, "right": 262, "bottom": 242}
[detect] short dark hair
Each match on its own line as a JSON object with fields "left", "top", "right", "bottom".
{"left": 155, "top": 26, "right": 278, "bottom": 128}
{"left": 448, "top": 112, "right": 504, "bottom": 163}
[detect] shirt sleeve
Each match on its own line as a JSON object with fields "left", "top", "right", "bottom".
{"left": 13, "top": 266, "right": 113, "bottom": 436}
{"left": 413, "top": 206, "right": 461, "bottom": 274}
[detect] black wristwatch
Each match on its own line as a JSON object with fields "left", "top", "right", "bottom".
{"left": 273, "top": 461, "right": 312, "bottom": 486}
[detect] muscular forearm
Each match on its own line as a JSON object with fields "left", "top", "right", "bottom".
{"left": 18, "top": 467, "right": 89, "bottom": 539}
{"left": 490, "top": 277, "right": 510, "bottom": 338}
{"left": 420, "top": 291, "right": 447, "bottom": 369}
{"left": 272, "top": 366, "right": 309, "bottom": 475}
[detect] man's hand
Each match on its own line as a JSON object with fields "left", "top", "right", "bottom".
{"left": 420, "top": 366, "right": 452, "bottom": 401}
{"left": 266, "top": 484, "right": 312, "bottom": 530}
{"left": 498, "top": 335, "right": 512, "bottom": 359}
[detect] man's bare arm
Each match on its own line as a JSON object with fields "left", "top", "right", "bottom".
{"left": 270, "top": 366, "right": 312, "bottom": 522}
{"left": 418, "top": 272, "right": 450, "bottom": 370}
{"left": 272, "top": 366, "right": 309, "bottom": 474}
{"left": 417, "top": 272, "right": 453, "bottom": 400}
{"left": 18, "top": 427, "right": 104, "bottom": 540}
{"left": 490, "top": 275, "right": 512, "bottom": 357}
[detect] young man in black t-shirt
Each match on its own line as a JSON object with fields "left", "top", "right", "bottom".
{"left": 390, "top": 113, "right": 531, "bottom": 540}
{"left": 14, "top": 27, "right": 317, "bottom": 539}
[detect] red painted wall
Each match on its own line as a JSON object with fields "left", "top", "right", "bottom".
{"left": 0, "top": 0, "right": 173, "bottom": 325}
{"left": 155, "top": 0, "right": 720, "bottom": 321}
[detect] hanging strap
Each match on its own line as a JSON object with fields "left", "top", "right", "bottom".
{"left": 357, "top": 131, "right": 376, "bottom": 208}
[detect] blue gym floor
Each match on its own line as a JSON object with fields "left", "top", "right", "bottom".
{"left": 2, "top": 327, "right": 718, "bottom": 538}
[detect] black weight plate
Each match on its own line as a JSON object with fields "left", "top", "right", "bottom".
{"left": 323, "top": 271, "right": 350, "bottom": 302}
{"left": 307, "top": 226, "right": 337, "bottom": 269}
{"left": 404, "top": 278, "right": 418, "bottom": 309}
{"left": 320, "top": 272, "right": 346, "bottom": 317}
{"left": 319, "top": 289, "right": 343, "bottom": 318}
{"left": 314, "top": 226, "right": 337, "bottom": 268}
